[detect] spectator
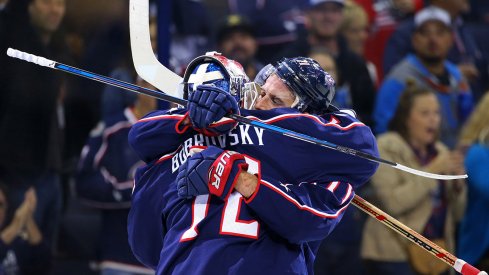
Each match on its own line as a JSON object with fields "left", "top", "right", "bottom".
{"left": 0, "top": 0, "right": 7, "bottom": 11}
{"left": 279, "top": 0, "right": 376, "bottom": 126}
{"left": 228, "top": 0, "right": 309, "bottom": 64}
{"left": 308, "top": 48, "right": 351, "bottom": 109}
{"left": 373, "top": 6, "right": 474, "bottom": 148}
{"left": 170, "top": 0, "right": 212, "bottom": 75}
{"left": 362, "top": 82, "right": 466, "bottom": 275}
{"left": 64, "top": 4, "right": 131, "bottom": 165}
{"left": 216, "top": 14, "right": 264, "bottom": 80}
{"left": 340, "top": 0, "right": 378, "bottom": 85}
{"left": 0, "top": 0, "right": 68, "bottom": 254}
{"left": 75, "top": 77, "right": 157, "bottom": 275}
{"left": 0, "top": 183, "right": 51, "bottom": 274}
{"left": 383, "top": 0, "right": 489, "bottom": 101}
{"left": 465, "top": 0, "right": 489, "bottom": 24}
{"left": 356, "top": 0, "right": 423, "bottom": 80}
{"left": 457, "top": 92, "right": 489, "bottom": 272}
{"left": 308, "top": 47, "right": 338, "bottom": 80}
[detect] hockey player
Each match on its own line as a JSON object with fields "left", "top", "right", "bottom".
{"left": 127, "top": 52, "right": 379, "bottom": 274}
{"left": 75, "top": 76, "right": 156, "bottom": 275}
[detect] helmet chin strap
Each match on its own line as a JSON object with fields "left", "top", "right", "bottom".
{"left": 290, "top": 92, "right": 301, "bottom": 109}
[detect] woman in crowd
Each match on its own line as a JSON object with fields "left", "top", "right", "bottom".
{"left": 340, "top": 0, "right": 378, "bottom": 85}
{"left": 361, "top": 80, "right": 466, "bottom": 275}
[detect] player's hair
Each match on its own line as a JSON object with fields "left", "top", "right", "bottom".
{"left": 388, "top": 79, "right": 437, "bottom": 138}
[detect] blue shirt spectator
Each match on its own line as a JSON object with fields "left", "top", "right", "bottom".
{"left": 383, "top": 1, "right": 488, "bottom": 100}
{"left": 374, "top": 7, "right": 474, "bottom": 148}
{"left": 457, "top": 92, "right": 489, "bottom": 271}
{"left": 374, "top": 54, "right": 473, "bottom": 147}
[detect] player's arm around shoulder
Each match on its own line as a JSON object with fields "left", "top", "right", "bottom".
{"left": 243, "top": 173, "right": 354, "bottom": 244}
{"left": 318, "top": 110, "right": 380, "bottom": 183}
{"left": 128, "top": 108, "right": 196, "bottom": 163}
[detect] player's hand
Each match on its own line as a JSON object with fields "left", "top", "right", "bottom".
{"left": 176, "top": 146, "right": 248, "bottom": 200}
{"left": 187, "top": 85, "right": 239, "bottom": 136}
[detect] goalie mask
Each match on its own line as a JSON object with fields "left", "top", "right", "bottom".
{"left": 181, "top": 52, "right": 254, "bottom": 108}
{"left": 252, "top": 57, "right": 336, "bottom": 114}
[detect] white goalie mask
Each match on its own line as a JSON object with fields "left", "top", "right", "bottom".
{"left": 179, "top": 51, "right": 258, "bottom": 109}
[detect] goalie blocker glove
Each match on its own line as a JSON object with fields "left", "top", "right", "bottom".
{"left": 177, "top": 146, "right": 249, "bottom": 200}
{"left": 187, "top": 85, "right": 239, "bottom": 136}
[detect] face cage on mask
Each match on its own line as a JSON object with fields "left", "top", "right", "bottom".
{"left": 179, "top": 74, "right": 254, "bottom": 109}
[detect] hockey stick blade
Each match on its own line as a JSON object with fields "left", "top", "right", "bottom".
{"left": 6, "top": 48, "right": 467, "bottom": 181}
{"left": 129, "top": 0, "right": 183, "bottom": 98}
{"left": 352, "top": 195, "right": 487, "bottom": 275}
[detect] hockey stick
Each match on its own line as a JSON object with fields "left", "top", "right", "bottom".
{"left": 6, "top": 48, "right": 467, "bottom": 181}
{"left": 129, "top": 0, "right": 183, "bottom": 98}
{"left": 352, "top": 195, "right": 486, "bottom": 275}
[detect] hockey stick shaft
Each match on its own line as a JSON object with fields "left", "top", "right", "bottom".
{"left": 6, "top": 48, "right": 466, "bottom": 181}
{"left": 5, "top": 48, "right": 186, "bottom": 106}
{"left": 352, "top": 195, "right": 486, "bottom": 275}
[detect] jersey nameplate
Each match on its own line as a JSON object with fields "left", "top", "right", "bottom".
{"left": 172, "top": 125, "right": 265, "bottom": 172}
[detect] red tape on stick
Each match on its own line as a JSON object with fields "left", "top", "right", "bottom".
{"left": 455, "top": 259, "right": 487, "bottom": 275}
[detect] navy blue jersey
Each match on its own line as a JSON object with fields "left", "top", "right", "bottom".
{"left": 128, "top": 107, "right": 379, "bottom": 274}
{"left": 76, "top": 107, "right": 152, "bottom": 272}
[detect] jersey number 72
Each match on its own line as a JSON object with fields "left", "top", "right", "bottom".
{"left": 180, "top": 156, "right": 260, "bottom": 241}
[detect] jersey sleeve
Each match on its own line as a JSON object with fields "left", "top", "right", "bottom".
{"left": 128, "top": 108, "right": 195, "bottom": 163}
{"left": 237, "top": 109, "right": 379, "bottom": 244}
{"left": 75, "top": 122, "right": 134, "bottom": 207}
{"left": 127, "top": 164, "right": 166, "bottom": 269}
{"left": 243, "top": 108, "right": 380, "bottom": 189}
{"left": 244, "top": 176, "right": 354, "bottom": 244}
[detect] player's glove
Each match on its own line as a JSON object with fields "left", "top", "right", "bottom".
{"left": 176, "top": 146, "right": 248, "bottom": 200}
{"left": 187, "top": 85, "right": 239, "bottom": 136}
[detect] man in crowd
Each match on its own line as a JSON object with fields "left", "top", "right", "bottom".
{"left": 216, "top": 14, "right": 264, "bottom": 80}
{"left": 374, "top": 6, "right": 474, "bottom": 148}
{"left": 383, "top": 0, "right": 488, "bottom": 101}
{"left": 278, "top": 0, "right": 377, "bottom": 127}
{"left": 0, "top": 0, "right": 68, "bottom": 262}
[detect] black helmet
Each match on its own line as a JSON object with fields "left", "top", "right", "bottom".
{"left": 273, "top": 57, "right": 336, "bottom": 114}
